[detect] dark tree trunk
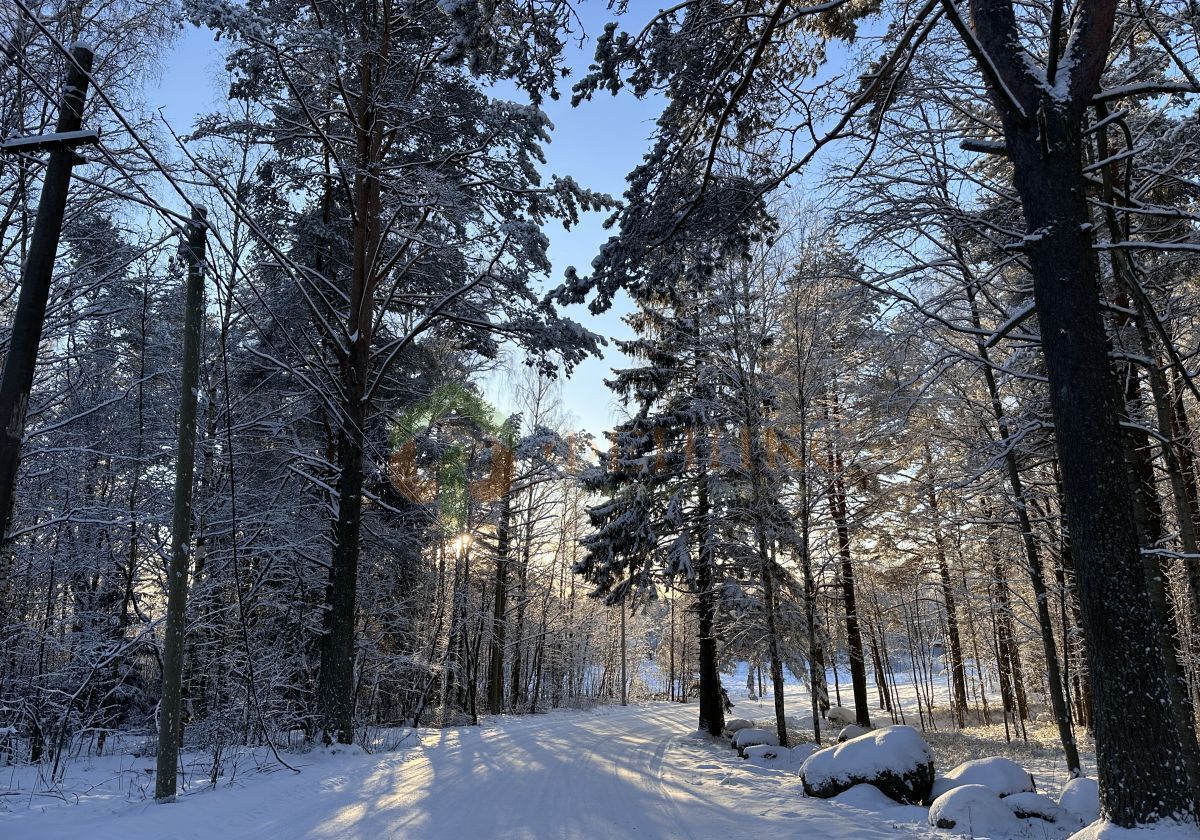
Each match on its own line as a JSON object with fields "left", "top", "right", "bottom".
{"left": 760, "top": 548, "right": 788, "bottom": 747}
{"left": 695, "top": 470, "right": 724, "bottom": 737}
{"left": 828, "top": 459, "right": 870, "bottom": 727}
{"left": 869, "top": 626, "right": 889, "bottom": 712}
{"left": 509, "top": 538, "right": 529, "bottom": 712}
{"left": 318, "top": 387, "right": 365, "bottom": 744}
{"left": 963, "top": 0, "right": 1200, "bottom": 818}
{"left": 486, "top": 488, "right": 512, "bottom": 715}
{"left": 1119, "top": 365, "right": 1200, "bottom": 789}
{"left": 1002, "top": 101, "right": 1199, "bottom": 821}
{"left": 924, "top": 449, "right": 968, "bottom": 728}
{"left": 315, "top": 62, "right": 382, "bottom": 744}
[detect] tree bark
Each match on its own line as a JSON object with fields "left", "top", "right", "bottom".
{"left": 486, "top": 487, "right": 512, "bottom": 715}
{"left": 826, "top": 428, "right": 870, "bottom": 727}
{"left": 695, "top": 467, "right": 724, "bottom": 736}
{"left": 924, "top": 446, "right": 968, "bottom": 728}
{"left": 963, "top": 0, "right": 1199, "bottom": 818}
{"left": 1002, "top": 95, "right": 1199, "bottom": 825}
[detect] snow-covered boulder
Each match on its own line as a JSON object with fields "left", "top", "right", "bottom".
{"left": 1059, "top": 777, "right": 1101, "bottom": 825}
{"left": 732, "top": 727, "right": 779, "bottom": 756}
{"left": 791, "top": 743, "right": 819, "bottom": 762}
{"left": 929, "top": 784, "right": 1023, "bottom": 836}
{"left": 800, "top": 725, "right": 935, "bottom": 804}
{"left": 1005, "top": 791, "right": 1070, "bottom": 823}
{"left": 723, "top": 718, "right": 754, "bottom": 739}
{"left": 837, "top": 724, "right": 871, "bottom": 743}
{"left": 826, "top": 706, "right": 857, "bottom": 727}
{"left": 742, "top": 743, "right": 783, "bottom": 764}
{"left": 930, "top": 756, "right": 1036, "bottom": 799}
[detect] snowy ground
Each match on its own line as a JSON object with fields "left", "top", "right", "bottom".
{"left": 0, "top": 668, "right": 1150, "bottom": 840}
{"left": 5, "top": 700, "right": 943, "bottom": 840}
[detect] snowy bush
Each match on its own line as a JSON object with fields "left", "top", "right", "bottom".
{"left": 930, "top": 756, "right": 1036, "bottom": 800}
{"left": 929, "top": 784, "right": 1022, "bottom": 836}
{"left": 1059, "top": 777, "right": 1101, "bottom": 825}
{"left": 837, "top": 724, "right": 871, "bottom": 743}
{"left": 800, "top": 725, "right": 935, "bottom": 804}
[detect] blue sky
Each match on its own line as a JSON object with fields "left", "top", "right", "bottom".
{"left": 149, "top": 5, "right": 660, "bottom": 440}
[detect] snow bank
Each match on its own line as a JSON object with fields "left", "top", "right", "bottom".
{"left": 833, "top": 783, "right": 903, "bottom": 811}
{"left": 800, "top": 725, "right": 935, "bottom": 804}
{"left": 1059, "top": 777, "right": 1101, "bottom": 825}
{"left": 1069, "top": 820, "right": 1200, "bottom": 839}
{"left": 930, "top": 756, "right": 1036, "bottom": 799}
{"left": 929, "top": 784, "right": 1023, "bottom": 836}
{"left": 1004, "top": 791, "right": 1071, "bottom": 823}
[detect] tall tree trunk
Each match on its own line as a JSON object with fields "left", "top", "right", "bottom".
{"left": 1119, "top": 364, "right": 1200, "bottom": 789}
{"left": 486, "top": 488, "right": 512, "bottom": 715}
{"left": 964, "top": 0, "right": 1200, "bottom": 817}
{"left": 826, "top": 427, "right": 870, "bottom": 727}
{"left": 315, "top": 64, "right": 383, "bottom": 743}
{"left": 1002, "top": 98, "right": 1198, "bottom": 821}
{"left": 695, "top": 467, "right": 724, "bottom": 737}
{"left": 924, "top": 446, "right": 968, "bottom": 728}
{"left": 318, "top": 388, "right": 365, "bottom": 744}
{"left": 760, "top": 545, "right": 788, "bottom": 746}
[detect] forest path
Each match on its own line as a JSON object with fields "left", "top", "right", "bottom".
{"left": 9, "top": 701, "right": 932, "bottom": 839}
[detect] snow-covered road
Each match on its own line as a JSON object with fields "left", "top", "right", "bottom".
{"left": 5, "top": 701, "right": 937, "bottom": 839}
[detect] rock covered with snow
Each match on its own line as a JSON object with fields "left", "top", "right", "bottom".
{"left": 723, "top": 718, "right": 754, "bottom": 738}
{"left": 929, "top": 784, "right": 1023, "bottom": 836}
{"left": 791, "top": 743, "right": 819, "bottom": 763}
{"left": 1059, "top": 777, "right": 1102, "bottom": 825}
{"left": 742, "top": 743, "right": 783, "bottom": 764}
{"left": 837, "top": 724, "right": 871, "bottom": 743}
{"left": 930, "top": 756, "right": 1036, "bottom": 799}
{"left": 800, "top": 725, "right": 935, "bottom": 804}
{"left": 732, "top": 727, "right": 779, "bottom": 756}
{"left": 826, "top": 706, "right": 857, "bottom": 727}
{"left": 1004, "top": 791, "right": 1070, "bottom": 823}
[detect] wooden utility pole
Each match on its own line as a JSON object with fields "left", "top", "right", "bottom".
{"left": 155, "top": 206, "right": 208, "bottom": 802}
{"left": 0, "top": 44, "right": 97, "bottom": 538}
